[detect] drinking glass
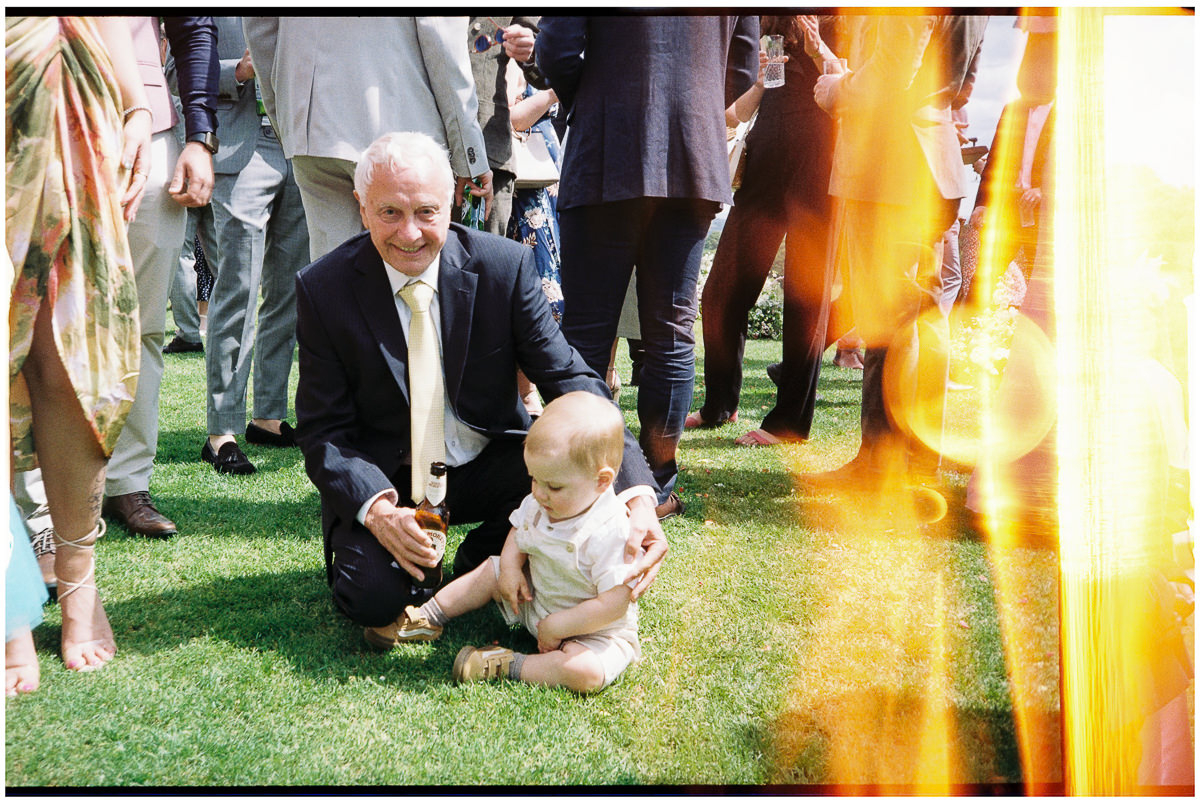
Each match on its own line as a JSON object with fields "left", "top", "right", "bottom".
{"left": 764, "top": 35, "right": 785, "bottom": 88}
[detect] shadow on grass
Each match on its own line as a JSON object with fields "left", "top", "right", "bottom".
{"left": 764, "top": 688, "right": 1062, "bottom": 791}
{"left": 41, "top": 561, "right": 533, "bottom": 691}
{"left": 691, "top": 358, "right": 864, "bottom": 418}
{"left": 677, "top": 466, "right": 798, "bottom": 524}
{"left": 102, "top": 492, "right": 324, "bottom": 543}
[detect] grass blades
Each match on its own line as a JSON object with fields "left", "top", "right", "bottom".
{"left": 5, "top": 333, "right": 1054, "bottom": 788}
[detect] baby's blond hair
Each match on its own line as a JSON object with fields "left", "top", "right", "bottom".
{"left": 526, "top": 391, "right": 624, "bottom": 476}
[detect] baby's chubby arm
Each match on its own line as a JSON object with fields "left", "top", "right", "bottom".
{"left": 497, "top": 528, "right": 532, "bottom": 617}
{"left": 535, "top": 585, "right": 632, "bottom": 654}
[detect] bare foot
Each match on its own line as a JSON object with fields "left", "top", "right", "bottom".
{"left": 833, "top": 348, "right": 865, "bottom": 370}
{"left": 734, "top": 428, "right": 782, "bottom": 446}
{"left": 6, "top": 629, "right": 40, "bottom": 696}
{"left": 55, "top": 530, "right": 116, "bottom": 672}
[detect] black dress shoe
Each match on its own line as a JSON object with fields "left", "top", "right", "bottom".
{"left": 201, "top": 440, "right": 257, "bottom": 474}
{"left": 655, "top": 491, "right": 686, "bottom": 521}
{"left": 163, "top": 334, "right": 203, "bottom": 354}
{"left": 245, "top": 421, "right": 297, "bottom": 447}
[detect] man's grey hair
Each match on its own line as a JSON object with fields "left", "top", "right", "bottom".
{"left": 354, "top": 131, "right": 456, "bottom": 203}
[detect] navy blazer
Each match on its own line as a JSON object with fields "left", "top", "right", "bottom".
{"left": 535, "top": 15, "right": 759, "bottom": 209}
{"left": 163, "top": 16, "right": 218, "bottom": 139}
{"left": 294, "top": 224, "right": 657, "bottom": 529}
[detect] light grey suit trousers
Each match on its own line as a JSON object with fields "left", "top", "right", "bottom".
{"left": 106, "top": 132, "right": 186, "bottom": 496}
{"left": 205, "top": 124, "right": 308, "bottom": 433}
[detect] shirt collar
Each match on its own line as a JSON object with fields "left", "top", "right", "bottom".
{"left": 538, "top": 486, "right": 620, "bottom": 535}
{"left": 383, "top": 252, "right": 441, "bottom": 298}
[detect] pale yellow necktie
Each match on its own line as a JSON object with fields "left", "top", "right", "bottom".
{"left": 399, "top": 280, "right": 445, "bottom": 503}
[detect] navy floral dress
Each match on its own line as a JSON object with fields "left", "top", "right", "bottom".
{"left": 506, "top": 85, "right": 564, "bottom": 323}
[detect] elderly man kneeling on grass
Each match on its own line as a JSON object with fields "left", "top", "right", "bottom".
{"left": 292, "top": 131, "right": 667, "bottom": 648}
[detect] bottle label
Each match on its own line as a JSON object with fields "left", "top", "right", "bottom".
{"left": 425, "top": 475, "right": 446, "bottom": 506}
{"left": 424, "top": 528, "right": 446, "bottom": 562}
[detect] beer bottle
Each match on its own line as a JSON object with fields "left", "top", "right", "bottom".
{"left": 459, "top": 180, "right": 486, "bottom": 231}
{"left": 412, "top": 461, "right": 448, "bottom": 589}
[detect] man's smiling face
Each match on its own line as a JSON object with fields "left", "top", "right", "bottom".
{"left": 357, "top": 158, "right": 451, "bottom": 276}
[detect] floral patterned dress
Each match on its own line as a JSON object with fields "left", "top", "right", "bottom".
{"left": 6, "top": 17, "right": 140, "bottom": 470}
{"left": 506, "top": 85, "right": 565, "bottom": 323}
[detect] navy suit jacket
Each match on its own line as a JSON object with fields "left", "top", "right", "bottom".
{"left": 294, "top": 224, "right": 657, "bottom": 533}
{"left": 535, "top": 15, "right": 759, "bottom": 209}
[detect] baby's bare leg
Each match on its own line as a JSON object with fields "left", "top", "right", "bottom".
{"left": 518, "top": 640, "right": 606, "bottom": 693}
{"left": 432, "top": 559, "right": 500, "bottom": 619}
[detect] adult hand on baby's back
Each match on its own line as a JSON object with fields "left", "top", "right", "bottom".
{"left": 624, "top": 497, "right": 668, "bottom": 601}
{"left": 363, "top": 497, "right": 439, "bottom": 582}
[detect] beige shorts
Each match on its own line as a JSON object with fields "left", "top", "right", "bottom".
{"left": 489, "top": 556, "right": 637, "bottom": 689}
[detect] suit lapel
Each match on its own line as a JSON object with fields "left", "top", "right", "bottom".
{"left": 438, "top": 228, "right": 477, "bottom": 408}
{"left": 350, "top": 240, "right": 411, "bottom": 406}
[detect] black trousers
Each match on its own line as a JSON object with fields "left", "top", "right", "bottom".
{"left": 558, "top": 197, "right": 718, "bottom": 501}
{"left": 324, "top": 438, "right": 530, "bottom": 628}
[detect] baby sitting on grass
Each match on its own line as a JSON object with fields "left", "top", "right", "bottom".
{"left": 391, "top": 391, "right": 642, "bottom": 693}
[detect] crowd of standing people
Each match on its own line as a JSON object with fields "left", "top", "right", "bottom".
{"left": 4, "top": 13, "right": 1067, "bottom": 697}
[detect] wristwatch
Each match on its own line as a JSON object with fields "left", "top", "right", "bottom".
{"left": 187, "top": 131, "right": 220, "bottom": 155}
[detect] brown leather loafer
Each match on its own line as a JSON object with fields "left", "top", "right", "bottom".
{"left": 655, "top": 491, "right": 686, "bottom": 521}
{"left": 102, "top": 491, "right": 178, "bottom": 538}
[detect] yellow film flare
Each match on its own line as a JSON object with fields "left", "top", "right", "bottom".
{"left": 883, "top": 308, "right": 1056, "bottom": 466}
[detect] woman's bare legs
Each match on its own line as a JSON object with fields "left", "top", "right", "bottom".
{"left": 21, "top": 301, "right": 116, "bottom": 671}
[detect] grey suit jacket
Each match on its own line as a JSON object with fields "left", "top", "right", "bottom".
{"left": 242, "top": 16, "right": 488, "bottom": 178}
{"left": 211, "top": 16, "right": 261, "bottom": 175}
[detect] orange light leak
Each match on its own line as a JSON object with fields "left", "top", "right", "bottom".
{"left": 1055, "top": 7, "right": 1194, "bottom": 795}
{"left": 770, "top": 6, "right": 1193, "bottom": 793}
{"left": 770, "top": 8, "right": 1031, "bottom": 793}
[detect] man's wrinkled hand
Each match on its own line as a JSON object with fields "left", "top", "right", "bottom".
{"left": 363, "top": 496, "right": 439, "bottom": 582}
{"left": 623, "top": 495, "right": 667, "bottom": 601}
{"left": 235, "top": 48, "right": 255, "bottom": 83}
{"left": 455, "top": 170, "right": 495, "bottom": 220}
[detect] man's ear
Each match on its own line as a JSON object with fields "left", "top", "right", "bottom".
{"left": 596, "top": 466, "right": 616, "bottom": 491}
{"left": 355, "top": 192, "right": 369, "bottom": 230}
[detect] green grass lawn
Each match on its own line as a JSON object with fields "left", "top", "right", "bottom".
{"left": 5, "top": 332, "right": 1062, "bottom": 788}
